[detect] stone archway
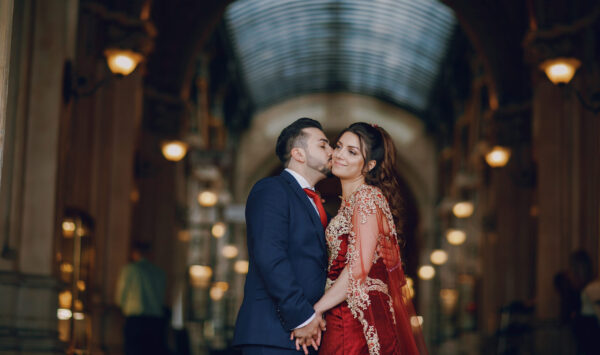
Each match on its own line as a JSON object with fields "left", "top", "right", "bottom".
{"left": 234, "top": 92, "right": 438, "bottom": 322}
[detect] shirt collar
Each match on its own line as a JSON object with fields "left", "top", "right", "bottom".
{"left": 285, "top": 168, "right": 313, "bottom": 190}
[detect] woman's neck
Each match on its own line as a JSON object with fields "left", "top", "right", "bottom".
{"left": 340, "top": 175, "right": 366, "bottom": 200}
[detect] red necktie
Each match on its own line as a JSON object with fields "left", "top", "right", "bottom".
{"left": 303, "top": 188, "right": 327, "bottom": 229}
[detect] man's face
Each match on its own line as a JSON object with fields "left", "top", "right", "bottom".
{"left": 302, "top": 127, "right": 333, "bottom": 177}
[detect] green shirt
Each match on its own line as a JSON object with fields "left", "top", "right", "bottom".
{"left": 115, "top": 258, "right": 166, "bottom": 317}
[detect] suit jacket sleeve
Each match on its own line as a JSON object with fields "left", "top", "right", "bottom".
{"left": 246, "top": 179, "right": 314, "bottom": 331}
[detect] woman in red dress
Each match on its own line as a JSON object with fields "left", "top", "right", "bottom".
{"left": 303, "top": 123, "right": 427, "bottom": 354}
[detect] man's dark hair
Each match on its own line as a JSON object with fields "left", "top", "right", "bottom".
{"left": 275, "top": 117, "right": 323, "bottom": 165}
{"left": 132, "top": 240, "right": 152, "bottom": 254}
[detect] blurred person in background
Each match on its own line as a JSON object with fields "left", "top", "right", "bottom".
{"left": 116, "top": 241, "right": 168, "bottom": 355}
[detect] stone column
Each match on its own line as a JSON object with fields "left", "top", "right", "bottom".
{"left": 0, "top": 0, "right": 79, "bottom": 353}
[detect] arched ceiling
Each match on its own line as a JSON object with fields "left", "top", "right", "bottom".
{"left": 224, "top": 0, "right": 456, "bottom": 113}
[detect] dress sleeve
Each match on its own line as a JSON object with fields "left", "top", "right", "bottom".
{"left": 348, "top": 193, "right": 385, "bottom": 283}
{"left": 346, "top": 187, "right": 428, "bottom": 355}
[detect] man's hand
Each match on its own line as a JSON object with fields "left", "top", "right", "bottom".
{"left": 290, "top": 315, "right": 326, "bottom": 354}
{"left": 378, "top": 234, "right": 400, "bottom": 270}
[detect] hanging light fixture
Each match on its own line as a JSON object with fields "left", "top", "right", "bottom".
{"left": 485, "top": 146, "right": 511, "bottom": 168}
{"left": 104, "top": 49, "right": 143, "bottom": 76}
{"left": 539, "top": 58, "right": 581, "bottom": 85}
{"left": 452, "top": 201, "right": 474, "bottom": 218}
{"left": 161, "top": 140, "right": 188, "bottom": 162}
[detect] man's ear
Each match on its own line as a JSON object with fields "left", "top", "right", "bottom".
{"left": 367, "top": 160, "right": 376, "bottom": 172}
{"left": 290, "top": 147, "right": 305, "bottom": 163}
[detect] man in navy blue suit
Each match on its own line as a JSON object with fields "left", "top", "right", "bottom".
{"left": 233, "top": 118, "right": 333, "bottom": 354}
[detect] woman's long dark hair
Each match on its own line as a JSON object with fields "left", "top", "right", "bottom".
{"left": 338, "top": 122, "right": 404, "bottom": 238}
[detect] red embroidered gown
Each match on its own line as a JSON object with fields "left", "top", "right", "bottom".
{"left": 319, "top": 185, "right": 426, "bottom": 355}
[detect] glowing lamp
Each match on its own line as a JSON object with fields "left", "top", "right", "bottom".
{"left": 485, "top": 146, "right": 511, "bottom": 168}
{"left": 104, "top": 49, "right": 143, "bottom": 76}
{"left": 452, "top": 201, "right": 474, "bottom": 218}
{"left": 234, "top": 260, "right": 249, "bottom": 274}
{"left": 198, "top": 190, "right": 218, "bottom": 207}
{"left": 440, "top": 289, "right": 459, "bottom": 313}
{"left": 57, "top": 308, "right": 72, "bottom": 320}
{"left": 539, "top": 58, "right": 580, "bottom": 85}
{"left": 58, "top": 290, "right": 72, "bottom": 308}
{"left": 60, "top": 262, "right": 74, "bottom": 274}
{"left": 62, "top": 220, "right": 75, "bottom": 237}
{"left": 430, "top": 250, "right": 448, "bottom": 265}
{"left": 446, "top": 229, "right": 466, "bottom": 245}
{"left": 161, "top": 140, "right": 188, "bottom": 162}
{"left": 410, "top": 316, "right": 424, "bottom": 327}
{"left": 210, "top": 282, "right": 229, "bottom": 301}
{"left": 211, "top": 222, "right": 226, "bottom": 238}
{"left": 189, "top": 265, "right": 212, "bottom": 287}
{"left": 418, "top": 265, "right": 435, "bottom": 280}
{"left": 73, "top": 312, "right": 85, "bottom": 320}
{"left": 222, "top": 245, "right": 239, "bottom": 259}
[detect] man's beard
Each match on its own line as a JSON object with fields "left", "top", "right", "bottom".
{"left": 307, "top": 153, "right": 332, "bottom": 177}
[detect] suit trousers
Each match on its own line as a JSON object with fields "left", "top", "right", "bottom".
{"left": 123, "top": 315, "right": 167, "bottom": 355}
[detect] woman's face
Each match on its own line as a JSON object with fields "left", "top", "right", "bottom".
{"left": 332, "top": 131, "right": 366, "bottom": 180}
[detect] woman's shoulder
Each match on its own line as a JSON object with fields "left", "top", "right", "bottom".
{"left": 351, "top": 184, "right": 389, "bottom": 217}
{"left": 353, "top": 184, "right": 386, "bottom": 203}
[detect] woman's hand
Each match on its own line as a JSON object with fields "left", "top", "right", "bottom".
{"left": 377, "top": 234, "right": 400, "bottom": 271}
{"left": 289, "top": 313, "right": 326, "bottom": 354}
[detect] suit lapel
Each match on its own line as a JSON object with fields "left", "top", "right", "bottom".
{"left": 280, "top": 171, "right": 326, "bottom": 250}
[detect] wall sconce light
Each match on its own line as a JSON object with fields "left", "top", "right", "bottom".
{"left": 104, "top": 48, "right": 143, "bottom": 76}
{"left": 539, "top": 58, "right": 580, "bottom": 85}
{"left": 485, "top": 146, "right": 511, "bottom": 168}
{"left": 63, "top": 47, "right": 144, "bottom": 104}
{"left": 161, "top": 140, "right": 188, "bottom": 162}
{"left": 540, "top": 57, "right": 600, "bottom": 114}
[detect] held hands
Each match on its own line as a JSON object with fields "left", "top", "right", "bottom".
{"left": 290, "top": 313, "right": 326, "bottom": 354}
